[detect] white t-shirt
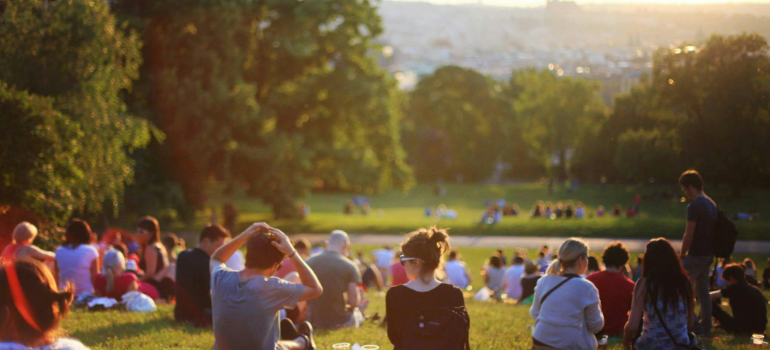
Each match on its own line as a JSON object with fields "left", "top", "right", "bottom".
{"left": 504, "top": 264, "right": 525, "bottom": 299}
{"left": 0, "top": 338, "right": 89, "bottom": 350}
{"left": 225, "top": 250, "right": 245, "bottom": 271}
{"left": 445, "top": 260, "right": 470, "bottom": 289}
{"left": 55, "top": 244, "right": 99, "bottom": 296}
{"left": 372, "top": 249, "right": 394, "bottom": 268}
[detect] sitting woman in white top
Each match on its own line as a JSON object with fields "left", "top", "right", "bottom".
{"left": 54, "top": 220, "right": 100, "bottom": 297}
{"left": 0, "top": 260, "right": 89, "bottom": 350}
{"left": 444, "top": 249, "right": 471, "bottom": 290}
{"left": 530, "top": 238, "right": 604, "bottom": 350}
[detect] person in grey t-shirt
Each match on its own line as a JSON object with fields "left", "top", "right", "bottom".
{"left": 209, "top": 223, "right": 323, "bottom": 350}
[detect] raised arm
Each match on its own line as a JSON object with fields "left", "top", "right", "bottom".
{"left": 267, "top": 227, "right": 323, "bottom": 302}
{"left": 210, "top": 223, "right": 269, "bottom": 272}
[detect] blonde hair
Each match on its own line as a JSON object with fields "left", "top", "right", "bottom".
{"left": 13, "top": 222, "right": 38, "bottom": 243}
{"left": 102, "top": 249, "right": 126, "bottom": 294}
{"left": 546, "top": 238, "right": 589, "bottom": 275}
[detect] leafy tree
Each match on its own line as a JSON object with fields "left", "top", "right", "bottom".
{"left": 652, "top": 33, "right": 770, "bottom": 194}
{"left": 512, "top": 69, "right": 606, "bottom": 180}
{"left": 613, "top": 129, "right": 681, "bottom": 182}
{"left": 0, "top": 0, "right": 149, "bottom": 223}
{"left": 116, "top": 0, "right": 413, "bottom": 219}
{"left": 404, "top": 66, "right": 513, "bottom": 182}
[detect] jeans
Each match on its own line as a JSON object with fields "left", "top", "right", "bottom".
{"left": 683, "top": 255, "right": 713, "bottom": 335}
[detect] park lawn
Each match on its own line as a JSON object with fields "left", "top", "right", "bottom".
{"left": 62, "top": 246, "right": 770, "bottom": 349}
{"left": 64, "top": 293, "right": 770, "bottom": 350}
{"left": 185, "top": 183, "right": 770, "bottom": 241}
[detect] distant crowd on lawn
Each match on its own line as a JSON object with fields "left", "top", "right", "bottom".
{"left": 0, "top": 170, "right": 768, "bottom": 350}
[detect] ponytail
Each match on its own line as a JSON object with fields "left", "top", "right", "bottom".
{"left": 546, "top": 238, "right": 589, "bottom": 276}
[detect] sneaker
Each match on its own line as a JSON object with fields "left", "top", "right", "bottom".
{"left": 280, "top": 319, "right": 300, "bottom": 340}
{"left": 298, "top": 322, "right": 316, "bottom": 350}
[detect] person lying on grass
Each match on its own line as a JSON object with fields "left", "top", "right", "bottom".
{"left": 209, "top": 223, "right": 323, "bottom": 350}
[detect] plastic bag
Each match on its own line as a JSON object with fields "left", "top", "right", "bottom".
{"left": 474, "top": 287, "right": 491, "bottom": 302}
{"left": 122, "top": 291, "right": 157, "bottom": 312}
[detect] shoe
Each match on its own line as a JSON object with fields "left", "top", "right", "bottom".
{"left": 280, "top": 318, "right": 300, "bottom": 340}
{"left": 298, "top": 321, "right": 316, "bottom": 350}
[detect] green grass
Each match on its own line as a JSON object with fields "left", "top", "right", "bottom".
{"left": 183, "top": 183, "right": 770, "bottom": 241}
{"left": 61, "top": 246, "right": 770, "bottom": 349}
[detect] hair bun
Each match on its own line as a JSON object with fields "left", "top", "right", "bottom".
{"left": 429, "top": 227, "right": 448, "bottom": 244}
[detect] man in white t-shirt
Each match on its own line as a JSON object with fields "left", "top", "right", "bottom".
{"left": 371, "top": 246, "right": 394, "bottom": 285}
{"left": 444, "top": 249, "right": 471, "bottom": 289}
{"left": 504, "top": 256, "right": 526, "bottom": 300}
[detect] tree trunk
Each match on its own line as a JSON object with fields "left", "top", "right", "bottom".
{"left": 557, "top": 148, "right": 569, "bottom": 181}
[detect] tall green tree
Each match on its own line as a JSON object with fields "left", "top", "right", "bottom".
{"left": 0, "top": 0, "right": 149, "bottom": 224}
{"left": 512, "top": 69, "right": 606, "bottom": 180}
{"left": 116, "top": 0, "right": 412, "bottom": 219}
{"left": 404, "top": 66, "right": 514, "bottom": 182}
{"left": 652, "top": 33, "right": 770, "bottom": 194}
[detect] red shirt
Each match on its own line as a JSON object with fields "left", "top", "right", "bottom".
{"left": 390, "top": 262, "right": 409, "bottom": 286}
{"left": 94, "top": 273, "right": 139, "bottom": 301}
{"left": 586, "top": 270, "right": 635, "bottom": 336}
{"left": 1, "top": 243, "right": 25, "bottom": 262}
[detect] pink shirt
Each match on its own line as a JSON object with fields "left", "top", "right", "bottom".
{"left": 390, "top": 262, "right": 409, "bottom": 286}
{"left": 275, "top": 258, "right": 296, "bottom": 279}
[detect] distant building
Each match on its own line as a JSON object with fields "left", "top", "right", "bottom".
{"left": 547, "top": 0, "right": 580, "bottom": 14}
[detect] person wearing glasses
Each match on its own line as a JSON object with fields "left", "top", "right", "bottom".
{"left": 135, "top": 216, "right": 173, "bottom": 300}
{"left": 386, "top": 227, "right": 466, "bottom": 349}
{"left": 306, "top": 230, "right": 366, "bottom": 329}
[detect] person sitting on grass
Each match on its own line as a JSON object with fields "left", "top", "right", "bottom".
{"left": 94, "top": 249, "right": 139, "bottom": 301}
{"left": 504, "top": 256, "right": 526, "bottom": 300}
{"left": 444, "top": 249, "right": 471, "bottom": 290}
{"left": 386, "top": 227, "right": 467, "bottom": 350}
{"left": 276, "top": 239, "right": 311, "bottom": 279}
{"left": 135, "top": 216, "right": 174, "bottom": 300}
{"left": 624, "top": 238, "right": 695, "bottom": 350}
{"left": 631, "top": 255, "right": 643, "bottom": 282}
{"left": 390, "top": 251, "right": 409, "bottom": 287}
{"left": 1, "top": 222, "right": 55, "bottom": 265}
{"left": 175, "top": 224, "right": 230, "bottom": 327}
{"left": 161, "top": 233, "right": 180, "bottom": 264}
{"left": 530, "top": 238, "right": 604, "bottom": 350}
{"left": 484, "top": 255, "right": 505, "bottom": 299}
{"left": 586, "top": 242, "right": 635, "bottom": 337}
{"left": 0, "top": 260, "right": 89, "bottom": 350}
{"left": 519, "top": 260, "right": 541, "bottom": 304}
{"left": 709, "top": 263, "right": 767, "bottom": 336}
{"left": 586, "top": 255, "right": 601, "bottom": 276}
{"left": 55, "top": 220, "right": 100, "bottom": 297}
{"left": 306, "top": 230, "right": 365, "bottom": 329}
{"left": 210, "top": 223, "right": 322, "bottom": 350}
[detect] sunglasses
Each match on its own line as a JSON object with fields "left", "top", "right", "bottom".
{"left": 400, "top": 255, "right": 424, "bottom": 266}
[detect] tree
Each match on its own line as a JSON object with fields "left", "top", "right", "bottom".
{"left": 0, "top": 0, "right": 149, "bottom": 224}
{"left": 116, "top": 0, "right": 413, "bottom": 219}
{"left": 404, "top": 66, "right": 514, "bottom": 182}
{"left": 652, "top": 33, "right": 770, "bottom": 194}
{"left": 512, "top": 69, "right": 606, "bottom": 180}
{"left": 613, "top": 129, "right": 681, "bottom": 183}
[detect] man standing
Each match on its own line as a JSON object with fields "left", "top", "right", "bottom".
{"left": 175, "top": 224, "right": 230, "bottom": 327}
{"left": 679, "top": 170, "right": 717, "bottom": 336}
{"left": 210, "top": 223, "right": 323, "bottom": 350}
{"left": 306, "top": 230, "right": 364, "bottom": 329}
{"left": 586, "top": 242, "right": 635, "bottom": 337}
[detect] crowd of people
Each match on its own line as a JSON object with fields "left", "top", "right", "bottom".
{"left": 0, "top": 170, "right": 767, "bottom": 350}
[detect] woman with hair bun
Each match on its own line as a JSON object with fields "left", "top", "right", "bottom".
{"left": 386, "top": 227, "right": 467, "bottom": 349}
{"left": 0, "top": 260, "right": 89, "bottom": 350}
{"left": 530, "top": 238, "right": 604, "bottom": 349}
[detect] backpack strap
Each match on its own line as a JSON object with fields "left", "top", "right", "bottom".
{"left": 540, "top": 275, "right": 577, "bottom": 305}
{"left": 650, "top": 298, "right": 690, "bottom": 349}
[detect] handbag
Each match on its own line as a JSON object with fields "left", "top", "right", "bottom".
{"left": 651, "top": 301, "right": 706, "bottom": 350}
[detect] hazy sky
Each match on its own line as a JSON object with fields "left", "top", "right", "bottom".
{"left": 390, "top": 0, "right": 770, "bottom": 7}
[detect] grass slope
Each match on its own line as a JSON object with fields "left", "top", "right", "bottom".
{"left": 187, "top": 183, "right": 770, "bottom": 240}
{"left": 62, "top": 246, "right": 770, "bottom": 349}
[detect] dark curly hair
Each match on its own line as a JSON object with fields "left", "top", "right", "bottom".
{"left": 602, "top": 241, "right": 630, "bottom": 268}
